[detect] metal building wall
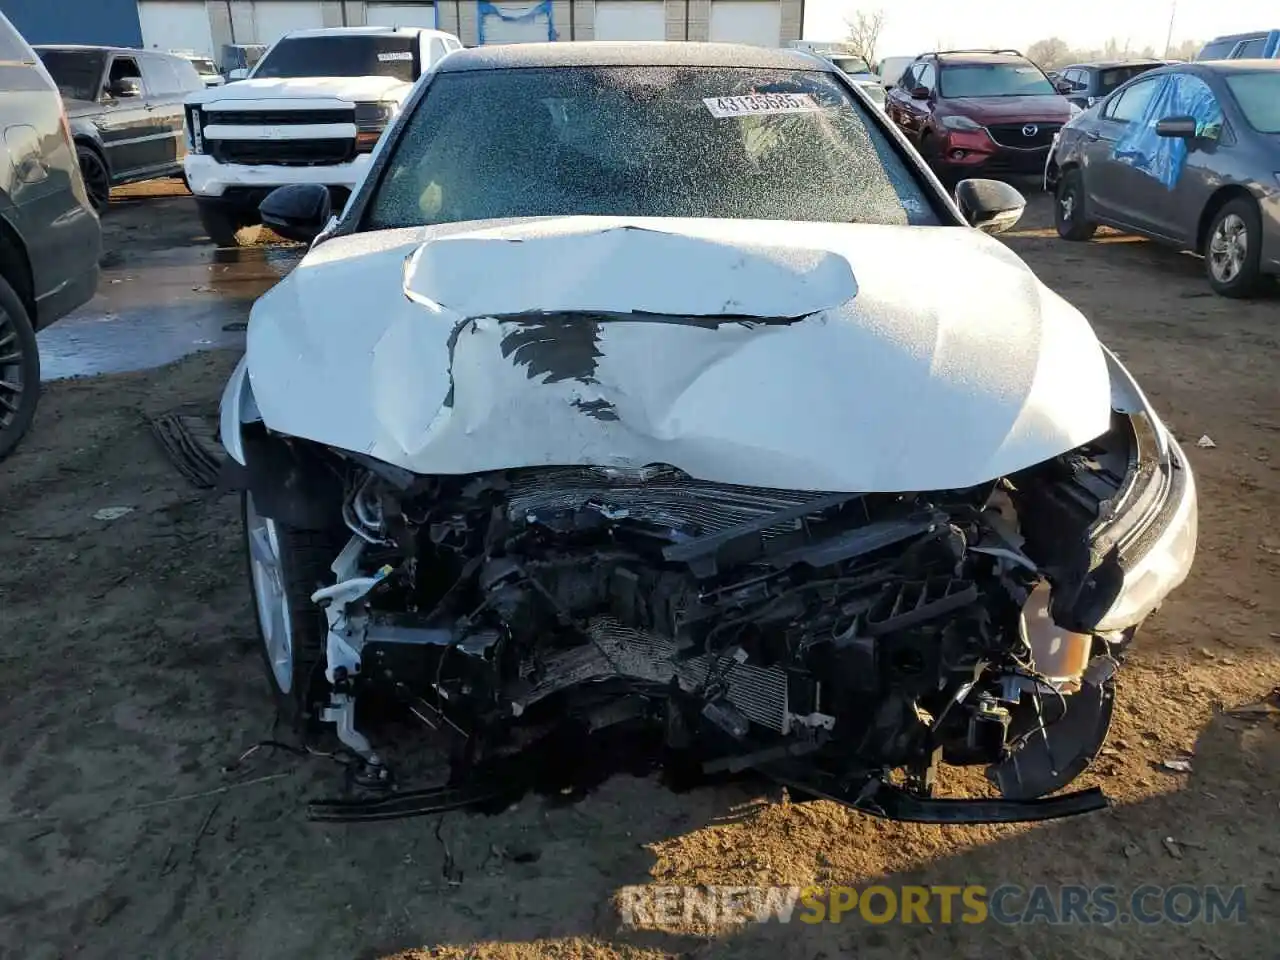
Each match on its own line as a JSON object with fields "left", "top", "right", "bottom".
{"left": 0, "top": 0, "right": 143, "bottom": 45}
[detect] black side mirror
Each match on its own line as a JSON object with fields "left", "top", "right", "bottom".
{"left": 1054, "top": 79, "right": 1073, "bottom": 94}
{"left": 108, "top": 77, "right": 142, "bottom": 98}
{"left": 1155, "top": 115, "right": 1198, "bottom": 139}
{"left": 954, "top": 178, "right": 1026, "bottom": 235}
{"left": 910, "top": 85, "right": 931, "bottom": 100}
{"left": 260, "top": 183, "right": 332, "bottom": 244}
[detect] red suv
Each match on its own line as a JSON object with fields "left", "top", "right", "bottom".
{"left": 885, "top": 50, "right": 1078, "bottom": 180}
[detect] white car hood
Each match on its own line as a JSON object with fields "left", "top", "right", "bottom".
{"left": 244, "top": 217, "right": 1113, "bottom": 492}
{"left": 188, "top": 75, "right": 411, "bottom": 105}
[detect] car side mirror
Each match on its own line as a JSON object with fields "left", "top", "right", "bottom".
{"left": 260, "top": 183, "right": 332, "bottom": 244}
{"left": 954, "top": 178, "right": 1026, "bottom": 235}
{"left": 1054, "top": 79, "right": 1073, "bottom": 94}
{"left": 910, "top": 85, "right": 931, "bottom": 100}
{"left": 108, "top": 77, "right": 142, "bottom": 98}
{"left": 1155, "top": 115, "right": 1198, "bottom": 139}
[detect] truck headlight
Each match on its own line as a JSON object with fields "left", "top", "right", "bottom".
{"left": 354, "top": 101, "right": 397, "bottom": 153}
{"left": 185, "top": 106, "right": 203, "bottom": 154}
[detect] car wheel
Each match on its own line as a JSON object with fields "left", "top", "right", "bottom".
{"left": 243, "top": 490, "right": 340, "bottom": 725}
{"left": 1055, "top": 169, "right": 1097, "bottom": 241}
{"left": 0, "top": 274, "right": 40, "bottom": 461}
{"left": 196, "top": 198, "right": 244, "bottom": 247}
{"left": 76, "top": 145, "right": 110, "bottom": 214}
{"left": 1204, "top": 197, "right": 1266, "bottom": 298}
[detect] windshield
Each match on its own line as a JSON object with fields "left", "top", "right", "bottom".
{"left": 364, "top": 66, "right": 938, "bottom": 231}
{"left": 1098, "top": 64, "right": 1160, "bottom": 94}
{"left": 1197, "top": 40, "right": 1239, "bottom": 61}
{"left": 1226, "top": 72, "right": 1280, "bottom": 133}
{"left": 829, "top": 56, "right": 871, "bottom": 75}
{"left": 939, "top": 63, "right": 1056, "bottom": 97}
{"left": 36, "top": 48, "right": 105, "bottom": 100}
{"left": 252, "top": 35, "right": 418, "bottom": 80}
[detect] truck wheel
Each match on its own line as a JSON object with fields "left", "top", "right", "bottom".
{"left": 1204, "top": 197, "right": 1266, "bottom": 298}
{"left": 242, "top": 491, "right": 341, "bottom": 726}
{"left": 0, "top": 273, "right": 41, "bottom": 461}
{"left": 1055, "top": 169, "right": 1097, "bottom": 241}
{"left": 196, "top": 199, "right": 244, "bottom": 247}
{"left": 76, "top": 145, "right": 110, "bottom": 214}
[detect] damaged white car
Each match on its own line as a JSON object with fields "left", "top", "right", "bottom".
{"left": 221, "top": 43, "right": 1197, "bottom": 823}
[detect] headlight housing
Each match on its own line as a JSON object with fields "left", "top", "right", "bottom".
{"left": 185, "top": 105, "right": 203, "bottom": 154}
{"left": 1083, "top": 351, "right": 1198, "bottom": 632}
{"left": 941, "top": 114, "right": 984, "bottom": 132}
{"left": 354, "top": 101, "right": 398, "bottom": 153}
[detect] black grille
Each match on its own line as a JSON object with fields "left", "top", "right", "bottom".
{"left": 204, "top": 108, "right": 353, "bottom": 125}
{"left": 987, "top": 122, "right": 1061, "bottom": 149}
{"left": 209, "top": 138, "right": 354, "bottom": 166}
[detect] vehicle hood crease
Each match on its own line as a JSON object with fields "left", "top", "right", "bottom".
{"left": 245, "top": 216, "right": 1113, "bottom": 491}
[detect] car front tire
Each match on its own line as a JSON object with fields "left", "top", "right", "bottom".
{"left": 242, "top": 491, "right": 340, "bottom": 727}
{"left": 196, "top": 198, "right": 244, "bottom": 247}
{"left": 1055, "top": 169, "right": 1097, "bottom": 241}
{"left": 1204, "top": 197, "right": 1267, "bottom": 299}
{"left": 0, "top": 274, "right": 40, "bottom": 461}
{"left": 76, "top": 145, "right": 110, "bottom": 214}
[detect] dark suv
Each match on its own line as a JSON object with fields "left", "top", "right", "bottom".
{"left": 34, "top": 45, "right": 203, "bottom": 212}
{"left": 0, "top": 16, "right": 102, "bottom": 458}
{"left": 885, "top": 50, "right": 1077, "bottom": 179}
{"left": 1057, "top": 60, "right": 1167, "bottom": 110}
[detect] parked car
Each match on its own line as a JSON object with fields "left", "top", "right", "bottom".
{"left": 173, "top": 50, "right": 225, "bottom": 87}
{"left": 1046, "top": 60, "right": 1280, "bottom": 297}
{"left": 184, "top": 26, "right": 462, "bottom": 247}
{"left": 885, "top": 49, "right": 1078, "bottom": 180}
{"left": 876, "top": 54, "right": 916, "bottom": 89}
{"left": 34, "top": 45, "right": 203, "bottom": 212}
{"left": 1196, "top": 30, "right": 1279, "bottom": 61}
{"left": 0, "top": 15, "right": 102, "bottom": 458}
{"left": 220, "top": 42, "right": 267, "bottom": 80}
{"left": 223, "top": 43, "right": 1197, "bottom": 825}
{"left": 826, "top": 54, "right": 887, "bottom": 111}
{"left": 1056, "top": 59, "right": 1167, "bottom": 109}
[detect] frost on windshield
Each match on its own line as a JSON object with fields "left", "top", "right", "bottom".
{"left": 367, "top": 66, "right": 938, "bottom": 230}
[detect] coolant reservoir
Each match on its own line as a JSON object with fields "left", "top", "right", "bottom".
{"left": 1019, "top": 581, "right": 1092, "bottom": 692}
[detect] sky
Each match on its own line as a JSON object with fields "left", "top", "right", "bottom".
{"left": 802, "top": 0, "right": 1274, "bottom": 57}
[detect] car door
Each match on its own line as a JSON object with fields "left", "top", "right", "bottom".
{"left": 1079, "top": 75, "right": 1163, "bottom": 225}
{"left": 1130, "top": 73, "right": 1228, "bottom": 242}
{"left": 97, "top": 53, "right": 156, "bottom": 180}
{"left": 885, "top": 63, "right": 918, "bottom": 133}
{"left": 1063, "top": 69, "right": 1090, "bottom": 109}
{"left": 893, "top": 63, "right": 934, "bottom": 145}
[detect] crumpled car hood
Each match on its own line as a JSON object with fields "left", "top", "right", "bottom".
{"left": 245, "top": 216, "right": 1112, "bottom": 492}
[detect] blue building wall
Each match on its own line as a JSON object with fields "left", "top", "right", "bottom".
{"left": 0, "top": 0, "right": 143, "bottom": 46}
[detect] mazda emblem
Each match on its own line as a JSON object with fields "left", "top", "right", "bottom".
{"left": 1022, "top": 124, "right": 1039, "bottom": 137}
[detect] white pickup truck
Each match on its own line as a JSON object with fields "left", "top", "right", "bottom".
{"left": 184, "top": 26, "right": 461, "bottom": 246}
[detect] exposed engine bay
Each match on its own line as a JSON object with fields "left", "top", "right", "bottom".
{"left": 256, "top": 414, "right": 1166, "bottom": 824}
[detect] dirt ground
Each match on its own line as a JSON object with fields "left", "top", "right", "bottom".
{"left": 0, "top": 183, "right": 1277, "bottom": 960}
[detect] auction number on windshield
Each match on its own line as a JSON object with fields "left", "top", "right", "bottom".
{"left": 703, "top": 93, "right": 821, "bottom": 118}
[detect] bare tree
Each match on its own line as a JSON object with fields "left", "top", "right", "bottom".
{"left": 843, "top": 8, "right": 885, "bottom": 67}
{"left": 1027, "top": 37, "right": 1072, "bottom": 70}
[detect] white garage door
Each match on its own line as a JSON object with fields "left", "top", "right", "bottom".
{"left": 594, "top": 1, "right": 665, "bottom": 40}
{"left": 139, "top": 0, "right": 216, "bottom": 57}
{"left": 479, "top": 1, "right": 554, "bottom": 43}
{"left": 708, "top": 0, "right": 781, "bottom": 47}
{"left": 366, "top": 3, "right": 438, "bottom": 28}
{"left": 250, "top": 0, "right": 326, "bottom": 44}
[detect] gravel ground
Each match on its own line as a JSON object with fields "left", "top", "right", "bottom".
{"left": 0, "top": 184, "right": 1277, "bottom": 960}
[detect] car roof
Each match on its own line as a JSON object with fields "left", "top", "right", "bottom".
{"left": 1064, "top": 59, "right": 1165, "bottom": 70}
{"left": 34, "top": 44, "right": 185, "bottom": 59}
{"left": 282, "top": 26, "right": 453, "bottom": 39}
{"left": 435, "top": 41, "right": 832, "bottom": 73}
{"left": 930, "top": 52, "right": 1030, "bottom": 65}
{"left": 1192, "top": 58, "right": 1280, "bottom": 73}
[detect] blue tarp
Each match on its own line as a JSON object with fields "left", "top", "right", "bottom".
{"left": 477, "top": 1, "right": 557, "bottom": 44}
{"left": 1113, "top": 73, "right": 1223, "bottom": 189}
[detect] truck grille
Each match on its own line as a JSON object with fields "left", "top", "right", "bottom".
{"left": 209, "top": 138, "right": 354, "bottom": 166}
{"left": 204, "top": 108, "right": 354, "bottom": 125}
{"left": 987, "top": 122, "right": 1062, "bottom": 149}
